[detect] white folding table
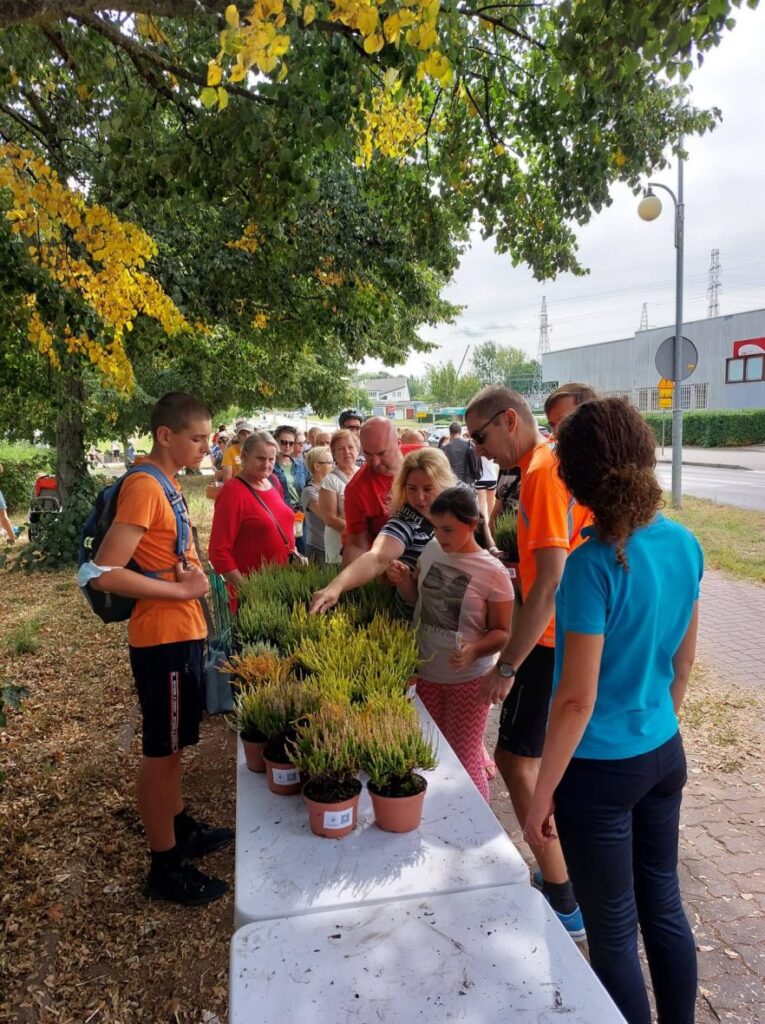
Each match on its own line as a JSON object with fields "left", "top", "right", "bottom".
{"left": 229, "top": 884, "right": 626, "bottom": 1022}
{"left": 234, "top": 699, "right": 529, "bottom": 927}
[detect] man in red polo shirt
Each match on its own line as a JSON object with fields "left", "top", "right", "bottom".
{"left": 341, "top": 417, "right": 403, "bottom": 565}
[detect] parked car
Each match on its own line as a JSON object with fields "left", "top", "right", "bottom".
{"left": 427, "top": 426, "right": 452, "bottom": 447}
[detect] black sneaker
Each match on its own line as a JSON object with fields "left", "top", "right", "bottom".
{"left": 144, "top": 860, "right": 228, "bottom": 906}
{"left": 176, "top": 820, "right": 234, "bottom": 860}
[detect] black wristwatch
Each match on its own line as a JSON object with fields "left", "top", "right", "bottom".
{"left": 498, "top": 662, "right": 516, "bottom": 679}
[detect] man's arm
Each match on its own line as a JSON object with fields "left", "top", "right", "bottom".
{"left": 479, "top": 546, "right": 566, "bottom": 704}
{"left": 91, "top": 522, "right": 208, "bottom": 600}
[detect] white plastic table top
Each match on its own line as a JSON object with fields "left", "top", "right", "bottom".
{"left": 229, "top": 884, "right": 626, "bottom": 1023}
{"left": 234, "top": 699, "right": 528, "bottom": 927}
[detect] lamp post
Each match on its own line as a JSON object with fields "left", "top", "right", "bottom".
{"left": 638, "top": 139, "right": 684, "bottom": 508}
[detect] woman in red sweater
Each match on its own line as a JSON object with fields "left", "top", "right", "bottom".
{"left": 209, "top": 431, "right": 297, "bottom": 605}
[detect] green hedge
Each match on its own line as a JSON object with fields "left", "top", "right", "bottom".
{"left": 642, "top": 409, "right": 765, "bottom": 448}
{"left": 0, "top": 446, "right": 53, "bottom": 513}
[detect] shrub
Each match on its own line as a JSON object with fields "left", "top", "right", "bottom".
{"left": 493, "top": 511, "right": 519, "bottom": 561}
{"left": 359, "top": 696, "right": 438, "bottom": 795}
{"left": 0, "top": 447, "right": 52, "bottom": 513}
{"left": 287, "top": 702, "right": 362, "bottom": 787}
{"left": 15, "top": 475, "right": 103, "bottom": 570}
{"left": 642, "top": 409, "right": 765, "bottom": 448}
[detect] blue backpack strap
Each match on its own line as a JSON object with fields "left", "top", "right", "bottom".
{"left": 125, "top": 464, "right": 190, "bottom": 562}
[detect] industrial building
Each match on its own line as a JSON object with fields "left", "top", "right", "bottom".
{"left": 542, "top": 308, "right": 765, "bottom": 412}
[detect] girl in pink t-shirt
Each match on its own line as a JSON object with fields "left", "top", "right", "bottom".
{"left": 390, "top": 487, "right": 514, "bottom": 800}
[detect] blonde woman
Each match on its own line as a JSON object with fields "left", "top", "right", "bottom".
{"left": 318, "top": 429, "right": 359, "bottom": 564}
{"left": 300, "top": 445, "right": 334, "bottom": 563}
{"left": 310, "top": 447, "right": 457, "bottom": 619}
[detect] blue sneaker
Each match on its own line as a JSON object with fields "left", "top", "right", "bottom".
{"left": 533, "top": 872, "right": 586, "bottom": 941}
{"left": 552, "top": 904, "right": 586, "bottom": 942}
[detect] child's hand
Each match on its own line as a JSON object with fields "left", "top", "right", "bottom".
{"left": 449, "top": 643, "right": 477, "bottom": 670}
{"left": 174, "top": 561, "right": 209, "bottom": 599}
{"left": 386, "top": 560, "right": 410, "bottom": 586}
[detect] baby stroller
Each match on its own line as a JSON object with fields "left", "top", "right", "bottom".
{"left": 28, "top": 475, "right": 62, "bottom": 543}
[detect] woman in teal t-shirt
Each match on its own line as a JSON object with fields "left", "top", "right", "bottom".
{"left": 525, "top": 397, "right": 702, "bottom": 1024}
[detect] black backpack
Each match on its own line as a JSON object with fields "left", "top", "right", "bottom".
{"left": 77, "top": 463, "right": 190, "bottom": 623}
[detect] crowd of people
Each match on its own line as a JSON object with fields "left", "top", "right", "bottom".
{"left": 83, "top": 387, "right": 702, "bottom": 1024}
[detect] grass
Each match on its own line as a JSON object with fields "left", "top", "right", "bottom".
{"left": 680, "top": 663, "right": 760, "bottom": 773}
{"left": 663, "top": 494, "right": 765, "bottom": 584}
{"left": 6, "top": 616, "right": 41, "bottom": 656}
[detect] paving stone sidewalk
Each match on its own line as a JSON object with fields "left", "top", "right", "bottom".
{"left": 488, "top": 567, "right": 765, "bottom": 1023}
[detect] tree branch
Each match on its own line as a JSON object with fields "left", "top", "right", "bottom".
{"left": 77, "top": 12, "right": 274, "bottom": 104}
{"left": 0, "top": 1, "right": 220, "bottom": 29}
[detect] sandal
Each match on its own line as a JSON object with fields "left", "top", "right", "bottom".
{"left": 484, "top": 758, "right": 498, "bottom": 781}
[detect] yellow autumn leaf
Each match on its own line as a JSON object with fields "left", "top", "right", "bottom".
{"left": 493, "top": 143, "right": 505, "bottom": 156}
{"left": 271, "top": 33, "right": 290, "bottom": 55}
{"left": 383, "top": 13, "right": 401, "bottom": 42}
{"left": 257, "top": 53, "right": 279, "bottom": 72}
{"left": 207, "top": 60, "right": 223, "bottom": 87}
{"left": 303, "top": 3, "right": 316, "bottom": 23}
{"left": 225, "top": 3, "right": 240, "bottom": 26}
{"left": 363, "top": 32, "right": 384, "bottom": 53}
{"left": 384, "top": 67, "right": 399, "bottom": 90}
{"left": 277, "top": 61, "right": 289, "bottom": 81}
{"left": 217, "top": 87, "right": 229, "bottom": 110}
{"left": 275, "top": 11, "right": 287, "bottom": 26}
{"left": 230, "top": 61, "right": 247, "bottom": 82}
{"left": 356, "top": 6, "right": 379, "bottom": 35}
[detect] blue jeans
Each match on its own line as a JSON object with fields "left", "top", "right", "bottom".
{"left": 554, "top": 732, "right": 696, "bottom": 1024}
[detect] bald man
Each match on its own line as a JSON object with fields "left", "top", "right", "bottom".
{"left": 341, "top": 417, "right": 404, "bottom": 565}
{"left": 465, "top": 384, "right": 591, "bottom": 940}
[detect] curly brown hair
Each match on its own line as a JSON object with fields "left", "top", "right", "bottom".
{"left": 555, "top": 397, "right": 662, "bottom": 570}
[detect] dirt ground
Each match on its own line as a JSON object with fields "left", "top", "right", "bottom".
{"left": 1, "top": 562, "right": 763, "bottom": 1023}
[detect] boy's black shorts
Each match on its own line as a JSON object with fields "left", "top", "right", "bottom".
{"left": 129, "top": 639, "right": 205, "bottom": 757}
{"left": 496, "top": 643, "right": 555, "bottom": 758}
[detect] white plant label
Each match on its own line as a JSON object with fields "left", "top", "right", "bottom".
{"left": 323, "top": 808, "right": 354, "bottom": 829}
{"left": 272, "top": 768, "right": 299, "bottom": 785}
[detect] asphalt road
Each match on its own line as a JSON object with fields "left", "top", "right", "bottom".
{"left": 656, "top": 463, "right": 765, "bottom": 513}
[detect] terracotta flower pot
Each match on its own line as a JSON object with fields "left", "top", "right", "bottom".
{"left": 368, "top": 775, "right": 428, "bottom": 833}
{"left": 303, "top": 779, "right": 362, "bottom": 839}
{"left": 264, "top": 757, "right": 302, "bottom": 795}
{"left": 241, "top": 737, "right": 266, "bottom": 773}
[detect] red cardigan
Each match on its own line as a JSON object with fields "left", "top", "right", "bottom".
{"left": 208, "top": 477, "right": 295, "bottom": 577}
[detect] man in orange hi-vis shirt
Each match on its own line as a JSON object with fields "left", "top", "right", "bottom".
{"left": 466, "top": 384, "right": 593, "bottom": 941}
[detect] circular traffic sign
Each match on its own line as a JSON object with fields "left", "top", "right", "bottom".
{"left": 654, "top": 336, "right": 698, "bottom": 381}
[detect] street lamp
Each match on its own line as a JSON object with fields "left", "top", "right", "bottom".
{"left": 638, "top": 140, "right": 685, "bottom": 508}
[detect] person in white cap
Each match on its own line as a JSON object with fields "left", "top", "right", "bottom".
{"left": 220, "top": 420, "right": 255, "bottom": 482}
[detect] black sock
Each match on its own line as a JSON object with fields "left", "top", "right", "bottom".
{"left": 174, "top": 809, "right": 197, "bottom": 841}
{"left": 542, "top": 878, "right": 577, "bottom": 915}
{"left": 150, "top": 846, "right": 181, "bottom": 873}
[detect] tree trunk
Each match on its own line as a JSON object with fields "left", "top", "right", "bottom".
{"left": 56, "top": 371, "right": 87, "bottom": 504}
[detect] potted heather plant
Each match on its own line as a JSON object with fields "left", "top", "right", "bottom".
{"left": 228, "top": 650, "right": 293, "bottom": 772}
{"left": 287, "top": 703, "right": 362, "bottom": 839}
{"left": 493, "top": 510, "right": 521, "bottom": 592}
{"left": 360, "top": 697, "right": 438, "bottom": 833}
{"left": 234, "top": 676, "right": 319, "bottom": 793}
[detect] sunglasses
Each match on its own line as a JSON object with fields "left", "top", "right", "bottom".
{"left": 279, "top": 439, "right": 295, "bottom": 446}
{"left": 470, "top": 408, "right": 509, "bottom": 445}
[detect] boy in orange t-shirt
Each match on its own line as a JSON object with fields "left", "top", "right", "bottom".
{"left": 91, "top": 392, "right": 232, "bottom": 906}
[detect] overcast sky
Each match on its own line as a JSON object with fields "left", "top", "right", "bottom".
{"left": 362, "top": 4, "right": 765, "bottom": 380}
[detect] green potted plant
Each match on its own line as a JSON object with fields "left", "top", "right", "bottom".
{"left": 360, "top": 697, "right": 438, "bottom": 833}
{"left": 231, "top": 684, "right": 270, "bottom": 773}
{"left": 493, "top": 510, "right": 521, "bottom": 591}
{"left": 288, "top": 703, "right": 362, "bottom": 839}
{"left": 234, "top": 676, "right": 319, "bottom": 792}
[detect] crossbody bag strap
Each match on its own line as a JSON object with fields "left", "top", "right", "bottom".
{"left": 190, "top": 524, "right": 216, "bottom": 637}
{"left": 236, "top": 476, "right": 291, "bottom": 549}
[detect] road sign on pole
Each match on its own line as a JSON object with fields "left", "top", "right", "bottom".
{"left": 655, "top": 336, "right": 698, "bottom": 381}
{"left": 658, "top": 377, "right": 674, "bottom": 409}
